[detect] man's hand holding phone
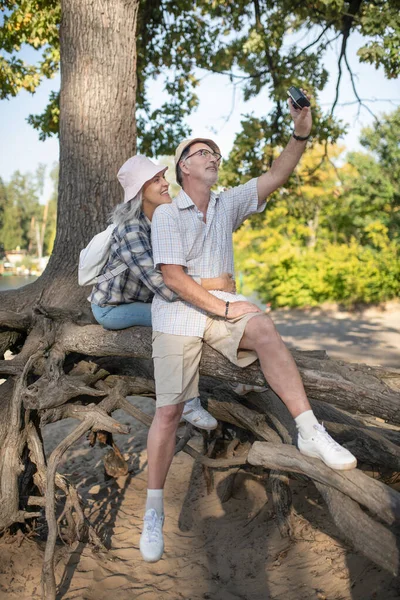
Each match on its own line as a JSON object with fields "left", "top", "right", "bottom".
{"left": 287, "top": 86, "right": 312, "bottom": 139}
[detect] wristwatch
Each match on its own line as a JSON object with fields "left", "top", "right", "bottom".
{"left": 293, "top": 131, "right": 311, "bottom": 141}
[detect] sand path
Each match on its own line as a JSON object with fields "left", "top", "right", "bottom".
{"left": 1, "top": 396, "right": 399, "bottom": 600}
{"left": 270, "top": 302, "right": 400, "bottom": 368}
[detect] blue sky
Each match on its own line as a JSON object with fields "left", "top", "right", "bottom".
{"left": 0, "top": 30, "right": 399, "bottom": 203}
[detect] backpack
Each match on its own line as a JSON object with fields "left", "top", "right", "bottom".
{"left": 78, "top": 224, "right": 128, "bottom": 286}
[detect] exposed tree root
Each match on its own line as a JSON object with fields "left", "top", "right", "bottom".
{"left": 0, "top": 307, "right": 399, "bottom": 598}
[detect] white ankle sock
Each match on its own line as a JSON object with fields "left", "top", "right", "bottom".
{"left": 295, "top": 410, "right": 319, "bottom": 440}
{"left": 146, "top": 489, "right": 164, "bottom": 517}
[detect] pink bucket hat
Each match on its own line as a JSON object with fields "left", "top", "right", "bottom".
{"left": 117, "top": 155, "right": 167, "bottom": 203}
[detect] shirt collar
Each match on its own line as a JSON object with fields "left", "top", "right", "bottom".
{"left": 175, "top": 189, "right": 219, "bottom": 210}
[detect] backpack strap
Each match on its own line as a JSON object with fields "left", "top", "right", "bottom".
{"left": 96, "top": 263, "right": 129, "bottom": 284}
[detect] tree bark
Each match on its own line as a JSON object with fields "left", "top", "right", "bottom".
{"left": 247, "top": 442, "right": 400, "bottom": 526}
{"left": 0, "top": 0, "right": 139, "bottom": 313}
{"left": 55, "top": 323, "right": 400, "bottom": 425}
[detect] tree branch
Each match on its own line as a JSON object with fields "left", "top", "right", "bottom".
{"left": 331, "top": 0, "right": 363, "bottom": 116}
{"left": 344, "top": 50, "right": 379, "bottom": 122}
{"left": 248, "top": 442, "right": 400, "bottom": 526}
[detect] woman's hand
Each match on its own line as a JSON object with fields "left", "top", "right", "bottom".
{"left": 218, "top": 272, "right": 236, "bottom": 293}
{"left": 201, "top": 273, "right": 236, "bottom": 292}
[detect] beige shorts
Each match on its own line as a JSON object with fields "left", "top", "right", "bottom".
{"left": 152, "top": 313, "right": 262, "bottom": 407}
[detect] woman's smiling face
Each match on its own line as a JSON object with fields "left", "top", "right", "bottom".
{"left": 142, "top": 170, "right": 171, "bottom": 208}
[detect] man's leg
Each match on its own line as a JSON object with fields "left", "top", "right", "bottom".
{"left": 239, "top": 314, "right": 310, "bottom": 418}
{"left": 140, "top": 406, "right": 184, "bottom": 563}
{"left": 238, "top": 314, "right": 356, "bottom": 470}
{"left": 140, "top": 333, "right": 203, "bottom": 562}
{"left": 147, "top": 404, "right": 185, "bottom": 491}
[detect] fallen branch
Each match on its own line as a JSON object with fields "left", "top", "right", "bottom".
{"left": 55, "top": 323, "right": 400, "bottom": 424}
{"left": 316, "top": 483, "right": 399, "bottom": 576}
{"left": 42, "top": 411, "right": 128, "bottom": 600}
{"left": 247, "top": 442, "right": 400, "bottom": 526}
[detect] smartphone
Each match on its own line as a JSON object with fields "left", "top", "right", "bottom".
{"left": 287, "top": 86, "right": 310, "bottom": 109}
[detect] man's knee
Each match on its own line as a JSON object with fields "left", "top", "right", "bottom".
{"left": 244, "top": 314, "right": 279, "bottom": 346}
{"left": 155, "top": 404, "right": 184, "bottom": 430}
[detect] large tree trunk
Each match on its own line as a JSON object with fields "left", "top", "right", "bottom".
{"left": 1, "top": 0, "right": 139, "bottom": 313}
{"left": 0, "top": 2, "right": 140, "bottom": 597}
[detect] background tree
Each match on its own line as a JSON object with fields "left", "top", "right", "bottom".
{"left": 42, "top": 162, "right": 58, "bottom": 255}
{"left": 1, "top": 1, "right": 399, "bottom": 149}
{"left": 0, "top": 165, "right": 56, "bottom": 255}
{"left": 357, "top": 107, "right": 400, "bottom": 233}
{"left": 0, "top": 194, "right": 24, "bottom": 250}
{"left": 0, "top": 169, "right": 39, "bottom": 250}
{"left": 233, "top": 109, "right": 400, "bottom": 307}
{"left": 0, "top": 176, "right": 6, "bottom": 228}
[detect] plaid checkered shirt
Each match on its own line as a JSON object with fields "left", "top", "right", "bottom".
{"left": 90, "top": 212, "right": 178, "bottom": 307}
{"left": 151, "top": 177, "right": 266, "bottom": 336}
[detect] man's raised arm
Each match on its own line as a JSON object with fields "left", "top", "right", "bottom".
{"left": 257, "top": 94, "right": 312, "bottom": 205}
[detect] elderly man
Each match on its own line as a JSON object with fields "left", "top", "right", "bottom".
{"left": 140, "top": 97, "right": 357, "bottom": 562}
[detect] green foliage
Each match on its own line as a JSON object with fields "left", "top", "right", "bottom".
{"left": 42, "top": 162, "right": 57, "bottom": 254}
{"left": 0, "top": 0, "right": 60, "bottom": 98}
{"left": 250, "top": 233, "right": 399, "bottom": 308}
{"left": 357, "top": 1, "right": 400, "bottom": 79}
{"left": 0, "top": 195, "right": 24, "bottom": 249}
{"left": 359, "top": 107, "right": 400, "bottom": 204}
{"left": 27, "top": 90, "right": 59, "bottom": 140}
{"left": 0, "top": 164, "right": 57, "bottom": 255}
{"left": 342, "top": 152, "right": 395, "bottom": 238}
{"left": 234, "top": 108, "right": 400, "bottom": 308}
{"left": 2, "top": 169, "right": 41, "bottom": 249}
{"left": 1, "top": 1, "right": 399, "bottom": 153}
{"left": 339, "top": 108, "right": 400, "bottom": 240}
{"left": 0, "top": 176, "right": 6, "bottom": 222}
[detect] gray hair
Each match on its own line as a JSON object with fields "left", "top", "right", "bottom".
{"left": 176, "top": 146, "right": 192, "bottom": 186}
{"left": 110, "top": 190, "right": 143, "bottom": 226}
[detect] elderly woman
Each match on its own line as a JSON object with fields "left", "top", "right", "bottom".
{"left": 90, "top": 155, "right": 234, "bottom": 428}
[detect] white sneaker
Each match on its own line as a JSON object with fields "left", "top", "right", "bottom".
{"left": 298, "top": 423, "right": 357, "bottom": 471}
{"left": 182, "top": 397, "right": 218, "bottom": 430}
{"left": 140, "top": 509, "right": 164, "bottom": 562}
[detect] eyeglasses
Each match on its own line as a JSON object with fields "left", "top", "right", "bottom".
{"left": 183, "top": 148, "right": 222, "bottom": 163}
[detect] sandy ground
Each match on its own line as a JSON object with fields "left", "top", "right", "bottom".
{"left": 0, "top": 305, "right": 399, "bottom": 599}
{"left": 264, "top": 301, "right": 400, "bottom": 369}
{"left": 1, "top": 396, "right": 399, "bottom": 600}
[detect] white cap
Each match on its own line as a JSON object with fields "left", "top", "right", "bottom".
{"left": 174, "top": 137, "right": 221, "bottom": 183}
